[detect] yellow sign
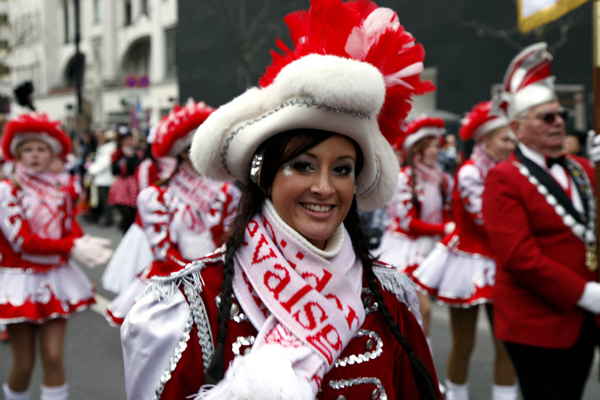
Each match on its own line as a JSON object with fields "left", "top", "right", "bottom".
{"left": 518, "top": 0, "right": 589, "bottom": 33}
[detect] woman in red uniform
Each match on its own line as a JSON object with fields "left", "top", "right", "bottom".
{"left": 105, "top": 101, "right": 240, "bottom": 326}
{"left": 0, "top": 114, "right": 112, "bottom": 400}
{"left": 413, "top": 101, "right": 518, "bottom": 400}
{"left": 377, "top": 116, "right": 455, "bottom": 352}
{"left": 121, "top": 1, "right": 442, "bottom": 399}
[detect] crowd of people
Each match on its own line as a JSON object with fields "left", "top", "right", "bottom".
{"left": 0, "top": 1, "right": 599, "bottom": 400}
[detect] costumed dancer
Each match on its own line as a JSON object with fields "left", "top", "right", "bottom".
{"left": 121, "top": 1, "right": 442, "bottom": 399}
{"left": 484, "top": 43, "right": 600, "bottom": 399}
{"left": 105, "top": 101, "right": 239, "bottom": 326}
{"left": 413, "top": 101, "right": 517, "bottom": 400}
{"left": 100, "top": 119, "right": 176, "bottom": 295}
{"left": 0, "top": 114, "right": 112, "bottom": 400}
{"left": 377, "top": 116, "right": 455, "bottom": 353}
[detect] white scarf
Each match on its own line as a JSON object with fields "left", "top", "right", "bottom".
{"left": 14, "top": 163, "right": 66, "bottom": 239}
{"left": 198, "top": 201, "right": 364, "bottom": 400}
{"left": 471, "top": 143, "right": 499, "bottom": 179}
{"left": 414, "top": 158, "right": 443, "bottom": 185}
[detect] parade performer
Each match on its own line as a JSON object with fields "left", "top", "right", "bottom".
{"left": 106, "top": 101, "right": 239, "bottom": 326}
{"left": 121, "top": 1, "right": 442, "bottom": 399}
{"left": 377, "top": 116, "right": 455, "bottom": 353}
{"left": 483, "top": 42, "right": 600, "bottom": 400}
{"left": 413, "top": 101, "right": 517, "bottom": 400}
{"left": 0, "top": 114, "right": 112, "bottom": 400}
{"left": 100, "top": 120, "right": 176, "bottom": 295}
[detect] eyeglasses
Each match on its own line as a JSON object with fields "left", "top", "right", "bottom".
{"left": 534, "top": 109, "right": 569, "bottom": 125}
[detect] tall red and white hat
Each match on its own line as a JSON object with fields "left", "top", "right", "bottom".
{"left": 191, "top": 0, "right": 434, "bottom": 211}
{"left": 460, "top": 101, "right": 509, "bottom": 142}
{"left": 399, "top": 116, "right": 445, "bottom": 150}
{"left": 152, "top": 99, "right": 215, "bottom": 158}
{"left": 492, "top": 42, "right": 557, "bottom": 120}
{"left": 1, "top": 113, "right": 71, "bottom": 161}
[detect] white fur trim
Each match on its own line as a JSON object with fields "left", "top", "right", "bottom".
{"left": 194, "top": 346, "right": 314, "bottom": 400}
{"left": 9, "top": 132, "right": 62, "bottom": 157}
{"left": 403, "top": 127, "right": 444, "bottom": 150}
{"left": 168, "top": 131, "right": 194, "bottom": 157}
{"left": 190, "top": 54, "right": 398, "bottom": 211}
{"left": 508, "top": 79, "right": 557, "bottom": 119}
{"left": 473, "top": 117, "right": 509, "bottom": 142}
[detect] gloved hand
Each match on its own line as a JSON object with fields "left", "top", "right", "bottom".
{"left": 444, "top": 222, "right": 456, "bottom": 236}
{"left": 577, "top": 281, "right": 600, "bottom": 314}
{"left": 587, "top": 131, "right": 600, "bottom": 163}
{"left": 71, "top": 235, "right": 113, "bottom": 268}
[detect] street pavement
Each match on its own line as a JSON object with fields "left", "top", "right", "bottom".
{"left": 1, "top": 219, "right": 599, "bottom": 399}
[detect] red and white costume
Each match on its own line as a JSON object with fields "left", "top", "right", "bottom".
{"left": 121, "top": 0, "right": 442, "bottom": 398}
{"left": 106, "top": 102, "right": 240, "bottom": 326}
{"left": 413, "top": 102, "right": 509, "bottom": 306}
{"left": 377, "top": 117, "right": 453, "bottom": 277}
{"left": 122, "top": 203, "right": 434, "bottom": 400}
{"left": 0, "top": 114, "right": 95, "bottom": 324}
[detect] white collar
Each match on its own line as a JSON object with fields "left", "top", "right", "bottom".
{"left": 518, "top": 143, "right": 547, "bottom": 169}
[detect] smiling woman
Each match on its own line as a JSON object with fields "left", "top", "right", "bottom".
{"left": 120, "top": 1, "right": 442, "bottom": 400}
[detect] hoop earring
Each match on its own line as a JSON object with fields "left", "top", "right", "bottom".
{"left": 250, "top": 148, "right": 268, "bottom": 195}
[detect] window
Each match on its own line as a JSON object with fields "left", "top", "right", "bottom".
{"left": 165, "top": 27, "right": 177, "bottom": 77}
{"left": 141, "top": 0, "right": 149, "bottom": 16}
{"left": 0, "top": 40, "right": 9, "bottom": 50}
{"left": 63, "top": 0, "right": 70, "bottom": 43}
{"left": 0, "top": 15, "right": 8, "bottom": 25}
{"left": 124, "top": 0, "right": 132, "bottom": 26}
{"left": 93, "top": 0, "right": 101, "bottom": 23}
{"left": 0, "top": 64, "right": 10, "bottom": 76}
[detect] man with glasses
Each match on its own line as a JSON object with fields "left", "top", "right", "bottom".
{"left": 482, "top": 43, "right": 600, "bottom": 400}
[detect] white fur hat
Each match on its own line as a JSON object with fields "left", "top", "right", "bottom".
{"left": 190, "top": 0, "right": 434, "bottom": 211}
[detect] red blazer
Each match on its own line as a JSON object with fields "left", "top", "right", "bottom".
{"left": 482, "top": 153, "right": 598, "bottom": 349}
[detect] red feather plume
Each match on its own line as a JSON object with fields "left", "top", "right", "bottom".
{"left": 259, "top": 0, "right": 435, "bottom": 145}
{"left": 459, "top": 101, "right": 496, "bottom": 141}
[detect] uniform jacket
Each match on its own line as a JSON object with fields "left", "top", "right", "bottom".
{"left": 121, "top": 250, "right": 441, "bottom": 400}
{"left": 137, "top": 164, "right": 239, "bottom": 278}
{"left": 387, "top": 166, "right": 453, "bottom": 239}
{"left": 482, "top": 150, "right": 599, "bottom": 348}
{"left": 0, "top": 179, "right": 80, "bottom": 273}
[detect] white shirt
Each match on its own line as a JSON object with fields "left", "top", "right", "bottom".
{"left": 518, "top": 143, "right": 584, "bottom": 214}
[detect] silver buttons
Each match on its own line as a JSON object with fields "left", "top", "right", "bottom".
{"left": 336, "top": 396, "right": 347, "bottom": 400}
{"left": 243, "top": 347, "right": 251, "bottom": 355}
{"left": 371, "top": 388, "right": 379, "bottom": 399}
{"left": 363, "top": 296, "right": 373, "bottom": 307}
{"left": 365, "top": 339, "right": 374, "bottom": 351}
{"left": 230, "top": 303, "right": 239, "bottom": 317}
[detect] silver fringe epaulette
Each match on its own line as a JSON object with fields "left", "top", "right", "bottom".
{"left": 372, "top": 261, "right": 417, "bottom": 309}
{"left": 143, "top": 246, "right": 226, "bottom": 302}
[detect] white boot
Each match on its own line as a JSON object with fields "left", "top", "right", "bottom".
{"left": 492, "top": 384, "right": 518, "bottom": 400}
{"left": 445, "top": 379, "right": 469, "bottom": 400}
{"left": 2, "top": 383, "right": 31, "bottom": 400}
{"left": 41, "top": 383, "right": 69, "bottom": 400}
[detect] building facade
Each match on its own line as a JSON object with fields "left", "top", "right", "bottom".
{"left": 7, "top": 0, "right": 179, "bottom": 129}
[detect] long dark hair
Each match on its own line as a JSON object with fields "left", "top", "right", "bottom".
{"left": 205, "top": 129, "right": 439, "bottom": 400}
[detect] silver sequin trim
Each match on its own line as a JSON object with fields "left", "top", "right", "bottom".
{"left": 333, "top": 330, "right": 383, "bottom": 368}
{"left": 362, "top": 288, "right": 378, "bottom": 315}
{"left": 220, "top": 98, "right": 371, "bottom": 176}
{"left": 329, "top": 377, "right": 387, "bottom": 400}
{"left": 155, "top": 316, "right": 194, "bottom": 399}
{"left": 232, "top": 336, "right": 256, "bottom": 356}
{"left": 183, "top": 283, "right": 214, "bottom": 371}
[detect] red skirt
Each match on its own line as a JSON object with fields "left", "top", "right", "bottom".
{"left": 108, "top": 175, "right": 139, "bottom": 207}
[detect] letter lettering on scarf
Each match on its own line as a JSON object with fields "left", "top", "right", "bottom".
{"left": 293, "top": 301, "right": 328, "bottom": 330}
{"left": 247, "top": 219, "right": 259, "bottom": 237}
{"left": 264, "top": 264, "right": 290, "bottom": 300}
{"left": 252, "top": 234, "right": 277, "bottom": 264}
{"left": 281, "top": 284, "right": 312, "bottom": 312}
{"left": 345, "top": 306, "right": 359, "bottom": 330}
{"left": 307, "top": 324, "right": 343, "bottom": 365}
{"left": 302, "top": 269, "right": 332, "bottom": 292}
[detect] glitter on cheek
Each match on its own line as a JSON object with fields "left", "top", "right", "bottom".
{"left": 283, "top": 164, "right": 293, "bottom": 177}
